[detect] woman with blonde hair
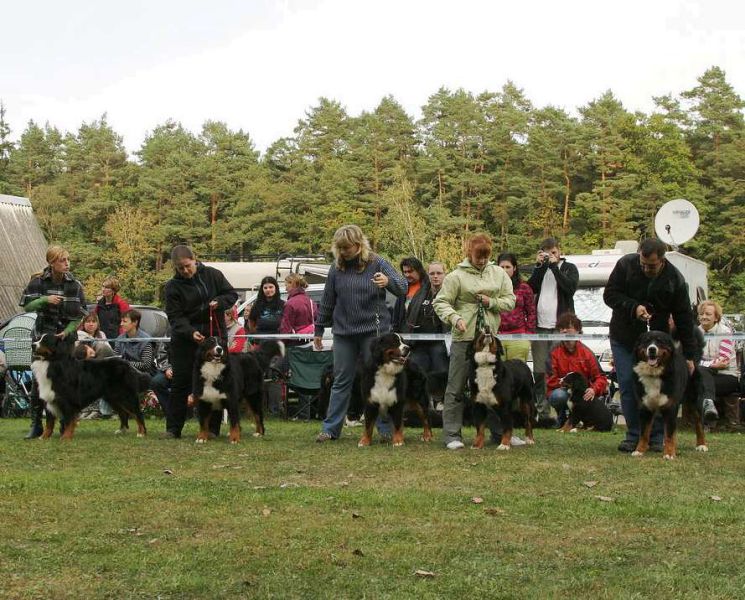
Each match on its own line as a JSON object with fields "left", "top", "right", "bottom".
{"left": 20, "top": 245, "right": 87, "bottom": 438}
{"left": 280, "top": 273, "right": 317, "bottom": 344}
{"left": 313, "top": 225, "right": 407, "bottom": 442}
{"left": 697, "top": 300, "right": 740, "bottom": 427}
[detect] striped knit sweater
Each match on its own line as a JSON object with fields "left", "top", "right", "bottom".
{"left": 314, "top": 254, "right": 407, "bottom": 337}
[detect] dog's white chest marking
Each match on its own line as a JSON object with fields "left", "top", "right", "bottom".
{"left": 370, "top": 362, "right": 403, "bottom": 409}
{"left": 31, "top": 360, "right": 60, "bottom": 417}
{"left": 634, "top": 363, "right": 671, "bottom": 411}
{"left": 474, "top": 350, "right": 497, "bottom": 406}
{"left": 200, "top": 362, "right": 227, "bottom": 407}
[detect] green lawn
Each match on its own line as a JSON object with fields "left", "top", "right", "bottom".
{"left": 1, "top": 417, "right": 744, "bottom": 599}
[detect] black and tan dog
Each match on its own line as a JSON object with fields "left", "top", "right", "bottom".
{"left": 632, "top": 330, "right": 707, "bottom": 459}
{"left": 191, "top": 337, "right": 268, "bottom": 443}
{"left": 469, "top": 330, "right": 536, "bottom": 450}
{"left": 358, "top": 332, "right": 432, "bottom": 447}
{"left": 559, "top": 371, "right": 613, "bottom": 432}
{"left": 31, "top": 333, "right": 150, "bottom": 440}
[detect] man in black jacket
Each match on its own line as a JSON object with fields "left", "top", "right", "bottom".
{"left": 527, "top": 238, "right": 579, "bottom": 425}
{"left": 603, "top": 238, "right": 697, "bottom": 452}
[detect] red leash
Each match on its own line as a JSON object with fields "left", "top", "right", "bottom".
{"left": 209, "top": 306, "right": 224, "bottom": 339}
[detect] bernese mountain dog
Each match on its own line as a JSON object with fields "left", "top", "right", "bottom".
{"left": 358, "top": 332, "right": 432, "bottom": 447}
{"left": 632, "top": 330, "right": 707, "bottom": 459}
{"left": 559, "top": 371, "right": 613, "bottom": 433}
{"left": 31, "top": 333, "right": 150, "bottom": 440}
{"left": 469, "top": 329, "right": 536, "bottom": 450}
{"left": 191, "top": 337, "right": 269, "bottom": 443}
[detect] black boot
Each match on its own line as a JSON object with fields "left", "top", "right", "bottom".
{"left": 24, "top": 402, "right": 43, "bottom": 439}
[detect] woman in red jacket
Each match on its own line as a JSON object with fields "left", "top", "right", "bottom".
{"left": 279, "top": 273, "right": 317, "bottom": 344}
{"left": 546, "top": 312, "right": 608, "bottom": 426}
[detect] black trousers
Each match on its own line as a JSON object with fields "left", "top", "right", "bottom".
{"left": 168, "top": 339, "right": 221, "bottom": 437}
{"left": 699, "top": 366, "right": 739, "bottom": 401}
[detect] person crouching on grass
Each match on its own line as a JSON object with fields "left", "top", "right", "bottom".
{"left": 545, "top": 312, "right": 608, "bottom": 428}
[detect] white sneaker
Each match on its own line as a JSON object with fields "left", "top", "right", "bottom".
{"left": 446, "top": 440, "right": 465, "bottom": 450}
{"left": 510, "top": 436, "right": 527, "bottom": 447}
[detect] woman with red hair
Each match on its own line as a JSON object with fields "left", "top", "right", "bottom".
{"left": 433, "top": 233, "right": 516, "bottom": 450}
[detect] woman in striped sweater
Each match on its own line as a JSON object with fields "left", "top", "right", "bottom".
{"left": 313, "top": 225, "right": 407, "bottom": 442}
{"left": 697, "top": 300, "right": 741, "bottom": 427}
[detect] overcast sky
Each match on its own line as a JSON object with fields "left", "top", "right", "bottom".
{"left": 3, "top": 0, "right": 744, "bottom": 155}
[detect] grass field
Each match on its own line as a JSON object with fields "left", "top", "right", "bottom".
{"left": 1, "top": 417, "right": 744, "bottom": 599}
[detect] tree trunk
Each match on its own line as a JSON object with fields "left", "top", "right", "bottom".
{"left": 210, "top": 192, "right": 219, "bottom": 251}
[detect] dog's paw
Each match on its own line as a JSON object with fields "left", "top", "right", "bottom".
{"left": 357, "top": 438, "right": 371, "bottom": 448}
{"left": 663, "top": 454, "right": 675, "bottom": 460}
{"left": 695, "top": 444, "right": 708, "bottom": 452}
{"left": 252, "top": 432, "right": 263, "bottom": 438}
{"left": 525, "top": 438, "right": 535, "bottom": 446}
{"left": 393, "top": 441, "right": 404, "bottom": 447}
{"left": 631, "top": 450, "right": 644, "bottom": 457}
{"left": 195, "top": 438, "right": 207, "bottom": 444}
{"left": 569, "top": 428, "right": 578, "bottom": 434}
{"left": 114, "top": 428, "right": 127, "bottom": 435}
{"left": 136, "top": 433, "right": 145, "bottom": 438}
{"left": 230, "top": 439, "right": 239, "bottom": 445}
{"left": 496, "top": 444, "right": 511, "bottom": 451}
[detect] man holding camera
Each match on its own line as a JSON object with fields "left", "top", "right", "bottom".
{"left": 527, "top": 237, "right": 579, "bottom": 426}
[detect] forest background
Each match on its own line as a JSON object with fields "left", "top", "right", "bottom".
{"left": 0, "top": 66, "right": 743, "bottom": 311}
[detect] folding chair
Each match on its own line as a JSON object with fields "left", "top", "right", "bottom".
{"left": 284, "top": 346, "right": 334, "bottom": 420}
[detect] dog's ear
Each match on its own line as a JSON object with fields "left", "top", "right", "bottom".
{"left": 494, "top": 337, "right": 504, "bottom": 357}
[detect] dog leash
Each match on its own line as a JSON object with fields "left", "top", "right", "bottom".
{"left": 475, "top": 297, "right": 487, "bottom": 336}
{"left": 209, "top": 306, "right": 224, "bottom": 340}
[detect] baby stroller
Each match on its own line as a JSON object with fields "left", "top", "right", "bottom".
{"left": 0, "top": 313, "right": 36, "bottom": 418}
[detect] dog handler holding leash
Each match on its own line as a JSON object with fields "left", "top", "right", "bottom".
{"left": 20, "top": 245, "right": 88, "bottom": 439}
{"left": 603, "top": 238, "right": 697, "bottom": 453}
{"left": 433, "top": 233, "right": 516, "bottom": 450}
{"left": 164, "top": 244, "right": 238, "bottom": 439}
{"left": 313, "top": 224, "right": 406, "bottom": 443}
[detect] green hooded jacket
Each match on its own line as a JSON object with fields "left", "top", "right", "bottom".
{"left": 433, "top": 259, "right": 516, "bottom": 342}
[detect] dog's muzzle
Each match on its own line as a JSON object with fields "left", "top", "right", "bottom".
{"left": 645, "top": 344, "right": 659, "bottom": 366}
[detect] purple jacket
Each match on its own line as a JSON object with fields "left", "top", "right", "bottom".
{"left": 280, "top": 287, "right": 317, "bottom": 334}
{"left": 498, "top": 281, "right": 536, "bottom": 334}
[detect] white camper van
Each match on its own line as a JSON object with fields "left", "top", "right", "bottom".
{"left": 567, "top": 241, "right": 708, "bottom": 370}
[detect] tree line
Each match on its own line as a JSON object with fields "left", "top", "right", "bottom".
{"left": 0, "top": 67, "right": 743, "bottom": 311}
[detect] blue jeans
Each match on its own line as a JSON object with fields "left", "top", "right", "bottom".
{"left": 611, "top": 339, "right": 663, "bottom": 444}
{"left": 548, "top": 389, "right": 569, "bottom": 425}
{"left": 322, "top": 333, "right": 391, "bottom": 439}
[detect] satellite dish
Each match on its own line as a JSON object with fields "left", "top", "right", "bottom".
{"left": 654, "top": 199, "right": 699, "bottom": 249}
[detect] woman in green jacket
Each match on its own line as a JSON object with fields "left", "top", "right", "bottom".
{"left": 433, "top": 233, "right": 515, "bottom": 450}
